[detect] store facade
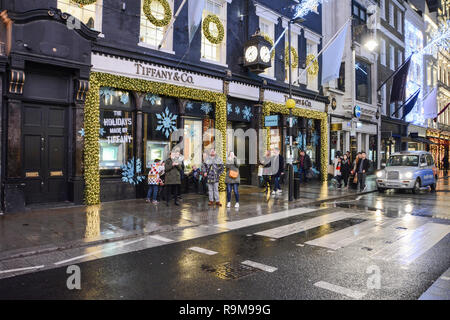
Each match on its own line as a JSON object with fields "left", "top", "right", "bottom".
{"left": 380, "top": 116, "right": 409, "bottom": 165}
{"left": 427, "top": 129, "right": 450, "bottom": 169}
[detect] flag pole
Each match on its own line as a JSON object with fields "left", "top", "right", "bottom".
{"left": 391, "top": 88, "right": 420, "bottom": 117}
{"left": 158, "top": 0, "right": 188, "bottom": 50}
{"left": 299, "top": 17, "right": 351, "bottom": 79}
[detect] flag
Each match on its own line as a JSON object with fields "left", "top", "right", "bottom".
{"left": 188, "top": 0, "right": 205, "bottom": 45}
{"left": 401, "top": 90, "right": 420, "bottom": 120}
{"left": 423, "top": 88, "right": 438, "bottom": 119}
{"left": 321, "top": 20, "right": 349, "bottom": 84}
{"left": 434, "top": 102, "right": 450, "bottom": 122}
{"left": 390, "top": 56, "right": 412, "bottom": 103}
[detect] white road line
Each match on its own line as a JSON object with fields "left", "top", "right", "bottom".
{"left": 304, "top": 218, "right": 401, "bottom": 250}
{"left": 54, "top": 238, "right": 145, "bottom": 265}
{"left": 0, "top": 265, "right": 45, "bottom": 274}
{"left": 254, "top": 211, "right": 359, "bottom": 239}
{"left": 441, "top": 276, "right": 450, "bottom": 281}
{"left": 314, "top": 281, "right": 366, "bottom": 299}
{"left": 148, "top": 235, "right": 174, "bottom": 243}
{"left": 370, "top": 223, "right": 450, "bottom": 264}
{"left": 241, "top": 260, "right": 277, "bottom": 273}
{"left": 215, "top": 207, "right": 316, "bottom": 230}
{"left": 188, "top": 247, "right": 218, "bottom": 255}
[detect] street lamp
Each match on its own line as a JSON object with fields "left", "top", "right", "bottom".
{"left": 287, "top": 17, "right": 304, "bottom": 202}
{"left": 364, "top": 38, "right": 378, "bottom": 52}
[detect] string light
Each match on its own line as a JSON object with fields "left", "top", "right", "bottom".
{"left": 293, "top": 0, "right": 325, "bottom": 20}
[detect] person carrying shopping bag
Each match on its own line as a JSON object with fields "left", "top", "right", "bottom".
{"left": 333, "top": 156, "right": 343, "bottom": 188}
{"left": 202, "top": 149, "right": 224, "bottom": 206}
{"left": 225, "top": 152, "right": 240, "bottom": 208}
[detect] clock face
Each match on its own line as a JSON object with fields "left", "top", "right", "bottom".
{"left": 245, "top": 45, "right": 258, "bottom": 63}
{"left": 260, "top": 46, "right": 271, "bottom": 63}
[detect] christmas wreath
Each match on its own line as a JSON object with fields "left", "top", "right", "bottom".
{"left": 143, "top": 0, "right": 172, "bottom": 28}
{"left": 202, "top": 14, "right": 225, "bottom": 44}
{"left": 263, "top": 34, "right": 275, "bottom": 60}
{"left": 71, "top": 0, "right": 97, "bottom": 5}
{"left": 306, "top": 54, "right": 319, "bottom": 76}
{"left": 285, "top": 45, "right": 298, "bottom": 69}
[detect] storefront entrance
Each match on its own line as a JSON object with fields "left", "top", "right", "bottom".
{"left": 22, "top": 104, "right": 68, "bottom": 204}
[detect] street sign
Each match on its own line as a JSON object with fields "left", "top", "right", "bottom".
{"left": 265, "top": 115, "right": 279, "bottom": 127}
{"left": 354, "top": 105, "right": 361, "bottom": 118}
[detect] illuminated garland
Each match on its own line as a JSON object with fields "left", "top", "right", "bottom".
{"left": 263, "top": 101, "right": 328, "bottom": 182}
{"left": 84, "top": 72, "right": 227, "bottom": 204}
{"left": 143, "top": 0, "right": 172, "bottom": 27}
{"left": 71, "top": 0, "right": 97, "bottom": 5}
{"left": 202, "top": 14, "right": 225, "bottom": 44}
{"left": 306, "top": 54, "right": 319, "bottom": 77}
{"left": 285, "top": 45, "right": 298, "bottom": 69}
{"left": 263, "top": 34, "right": 276, "bottom": 60}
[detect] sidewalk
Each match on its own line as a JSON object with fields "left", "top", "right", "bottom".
{"left": 0, "top": 177, "right": 377, "bottom": 261}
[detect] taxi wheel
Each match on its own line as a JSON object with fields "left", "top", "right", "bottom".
{"left": 377, "top": 187, "right": 386, "bottom": 193}
{"left": 430, "top": 183, "right": 436, "bottom": 192}
{"left": 412, "top": 179, "right": 420, "bottom": 194}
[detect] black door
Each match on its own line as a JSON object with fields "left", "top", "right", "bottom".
{"left": 22, "top": 104, "right": 68, "bottom": 204}
{"left": 232, "top": 122, "right": 251, "bottom": 185}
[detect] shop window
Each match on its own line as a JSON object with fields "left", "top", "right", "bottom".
{"left": 183, "top": 119, "right": 203, "bottom": 172}
{"left": 139, "top": 0, "right": 174, "bottom": 52}
{"left": 337, "top": 62, "right": 345, "bottom": 91}
{"left": 306, "top": 41, "right": 318, "bottom": 91}
{"left": 285, "top": 32, "right": 299, "bottom": 85}
{"left": 355, "top": 59, "right": 371, "bottom": 104}
{"left": 201, "top": 0, "right": 227, "bottom": 65}
{"left": 58, "top": 0, "right": 102, "bottom": 31}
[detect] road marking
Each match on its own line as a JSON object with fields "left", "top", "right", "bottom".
{"left": 254, "top": 211, "right": 359, "bottom": 239}
{"left": 370, "top": 223, "right": 450, "bottom": 264}
{"left": 148, "top": 235, "right": 174, "bottom": 243}
{"left": 188, "top": 247, "right": 218, "bottom": 255}
{"left": 304, "top": 218, "right": 401, "bottom": 250}
{"left": 314, "top": 281, "right": 366, "bottom": 299}
{"left": 54, "top": 238, "right": 145, "bottom": 265}
{"left": 215, "top": 207, "right": 316, "bottom": 230}
{"left": 0, "top": 265, "right": 45, "bottom": 274}
{"left": 241, "top": 260, "right": 277, "bottom": 273}
{"left": 441, "top": 276, "right": 450, "bottom": 281}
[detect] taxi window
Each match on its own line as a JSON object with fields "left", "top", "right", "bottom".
{"left": 426, "top": 155, "right": 434, "bottom": 166}
{"left": 420, "top": 156, "right": 427, "bottom": 164}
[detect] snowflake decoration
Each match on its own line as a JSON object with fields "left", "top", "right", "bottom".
{"left": 78, "top": 128, "right": 105, "bottom": 138}
{"left": 422, "top": 20, "right": 450, "bottom": 56}
{"left": 295, "top": 132, "right": 306, "bottom": 149}
{"left": 188, "top": 127, "right": 196, "bottom": 138}
{"left": 293, "top": 0, "right": 325, "bottom": 19}
{"left": 186, "top": 102, "right": 194, "bottom": 111}
{"left": 156, "top": 107, "right": 178, "bottom": 138}
{"left": 200, "top": 102, "right": 213, "bottom": 115}
{"left": 119, "top": 92, "right": 129, "bottom": 104}
{"left": 100, "top": 87, "right": 115, "bottom": 104}
{"left": 121, "top": 157, "right": 145, "bottom": 185}
{"left": 235, "top": 106, "right": 240, "bottom": 115}
{"left": 243, "top": 106, "right": 252, "bottom": 121}
{"left": 227, "top": 103, "right": 233, "bottom": 114}
{"left": 99, "top": 128, "right": 106, "bottom": 137}
{"left": 145, "top": 94, "right": 161, "bottom": 105}
{"left": 78, "top": 128, "right": 85, "bottom": 137}
{"left": 288, "top": 116, "right": 298, "bottom": 126}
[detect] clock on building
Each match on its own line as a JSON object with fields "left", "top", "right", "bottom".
{"left": 243, "top": 29, "right": 272, "bottom": 73}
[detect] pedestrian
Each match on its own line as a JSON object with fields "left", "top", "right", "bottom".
{"left": 146, "top": 159, "right": 163, "bottom": 204}
{"left": 297, "top": 150, "right": 312, "bottom": 182}
{"left": 356, "top": 151, "right": 370, "bottom": 192}
{"left": 341, "top": 154, "right": 351, "bottom": 188}
{"left": 202, "top": 148, "right": 224, "bottom": 206}
{"left": 346, "top": 151, "right": 352, "bottom": 164}
{"left": 271, "top": 147, "right": 284, "bottom": 194}
{"left": 174, "top": 149, "right": 185, "bottom": 201}
{"left": 261, "top": 149, "right": 274, "bottom": 193}
{"left": 350, "top": 152, "right": 362, "bottom": 189}
{"left": 443, "top": 154, "right": 449, "bottom": 176}
{"left": 186, "top": 165, "right": 201, "bottom": 193}
{"left": 225, "top": 151, "right": 240, "bottom": 208}
{"left": 333, "top": 156, "right": 343, "bottom": 188}
{"left": 164, "top": 151, "right": 182, "bottom": 206}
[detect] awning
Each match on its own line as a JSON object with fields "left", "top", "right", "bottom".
{"left": 402, "top": 136, "right": 437, "bottom": 144}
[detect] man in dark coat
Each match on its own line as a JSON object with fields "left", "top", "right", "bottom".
{"left": 164, "top": 151, "right": 182, "bottom": 206}
{"left": 356, "top": 151, "right": 370, "bottom": 191}
{"left": 271, "top": 148, "right": 284, "bottom": 194}
{"left": 297, "top": 150, "right": 312, "bottom": 182}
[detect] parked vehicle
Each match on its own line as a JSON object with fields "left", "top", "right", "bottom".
{"left": 376, "top": 151, "right": 436, "bottom": 194}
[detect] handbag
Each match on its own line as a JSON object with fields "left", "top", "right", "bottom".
{"left": 306, "top": 169, "right": 313, "bottom": 179}
{"left": 353, "top": 174, "right": 358, "bottom": 184}
{"left": 229, "top": 170, "right": 239, "bottom": 179}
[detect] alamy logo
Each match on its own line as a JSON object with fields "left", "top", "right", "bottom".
{"left": 66, "top": 265, "right": 81, "bottom": 290}
{"left": 366, "top": 265, "right": 381, "bottom": 290}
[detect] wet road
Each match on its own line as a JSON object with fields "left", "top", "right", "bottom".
{"left": 0, "top": 178, "right": 449, "bottom": 300}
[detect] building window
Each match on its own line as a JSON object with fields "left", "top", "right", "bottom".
{"left": 286, "top": 33, "right": 299, "bottom": 85}
{"left": 390, "top": 44, "right": 395, "bottom": 70}
{"left": 380, "top": 0, "right": 385, "bottom": 20}
{"left": 306, "top": 41, "right": 318, "bottom": 91}
{"left": 389, "top": 3, "right": 394, "bottom": 27}
{"left": 260, "top": 17, "right": 275, "bottom": 78}
{"left": 201, "top": 0, "right": 227, "bottom": 65}
{"left": 337, "top": 62, "right": 345, "bottom": 91}
{"left": 58, "top": 0, "right": 103, "bottom": 31}
{"left": 355, "top": 59, "right": 371, "bottom": 104}
{"left": 139, "top": 0, "right": 174, "bottom": 51}
{"left": 381, "top": 85, "right": 386, "bottom": 115}
{"left": 398, "top": 50, "right": 403, "bottom": 68}
{"left": 380, "top": 38, "right": 386, "bottom": 66}
{"left": 397, "top": 10, "right": 402, "bottom": 33}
